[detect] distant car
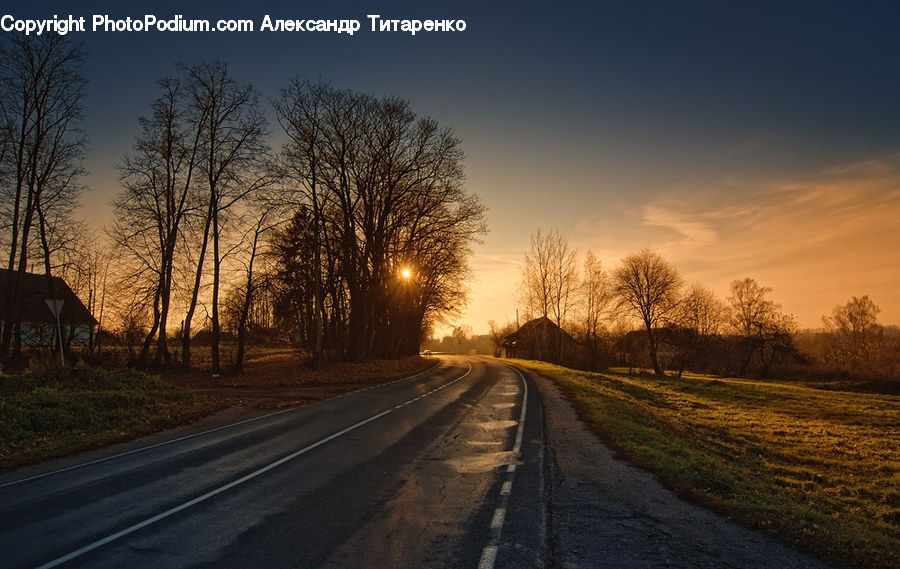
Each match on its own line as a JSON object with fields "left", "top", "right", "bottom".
{"left": 422, "top": 350, "right": 433, "bottom": 356}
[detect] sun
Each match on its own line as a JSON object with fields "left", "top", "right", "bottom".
{"left": 401, "top": 268, "right": 411, "bottom": 279}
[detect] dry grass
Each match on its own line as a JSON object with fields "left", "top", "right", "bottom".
{"left": 508, "top": 359, "right": 900, "bottom": 569}
{"left": 0, "top": 365, "right": 226, "bottom": 472}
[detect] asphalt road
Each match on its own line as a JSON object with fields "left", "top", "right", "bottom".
{"left": 0, "top": 356, "right": 545, "bottom": 569}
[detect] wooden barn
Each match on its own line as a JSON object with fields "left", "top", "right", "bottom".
{"left": 500, "top": 316, "right": 579, "bottom": 365}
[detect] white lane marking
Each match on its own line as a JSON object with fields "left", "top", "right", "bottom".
{"left": 0, "top": 362, "right": 443, "bottom": 489}
{"left": 477, "top": 363, "right": 529, "bottom": 569}
{"left": 490, "top": 507, "right": 506, "bottom": 529}
{"left": 31, "top": 361, "right": 473, "bottom": 569}
{"left": 477, "top": 545, "right": 498, "bottom": 569}
{"left": 510, "top": 367, "right": 528, "bottom": 455}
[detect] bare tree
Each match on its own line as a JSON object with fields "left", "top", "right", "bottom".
{"left": 55, "top": 231, "right": 110, "bottom": 355}
{"left": 669, "top": 284, "right": 726, "bottom": 376}
{"left": 0, "top": 34, "right": 88, "bottom": 354}
{"left": 180, "top": 61, "right": 269, "bottom": 373}
{"left": 578, "top": 250, "right": 612, "bottom": 369}
{"left": 822, "top": 295, "right": 885, "bottom": 376}
{"left": 272, "top": 80, "right": 337, "bottom": 367}
{"left": 519, "top": 228, "right": 578, "bottom": 361}
{"left": 231, "top": 202, "right": 276, "bottom": 372}
{"left": 110, "top": 77, "right": 201, "bottom": 367}
{"left": 727, "top": 278, "right": 796, "bottom": 376}
{"left": 612, "top": 249, "right": 682, "bottom": 374}
{"left": 520, "top": 228, "right": 578, "bottom": 326}
{"left": 488, "top": 319, "right": 516, "bottom": 356}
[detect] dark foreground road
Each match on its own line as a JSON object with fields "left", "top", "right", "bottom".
{"left": 0, "top": 357, "right": 544, "bottom": 569}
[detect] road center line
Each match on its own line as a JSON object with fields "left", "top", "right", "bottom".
{"left": 30, "top": 361, "right": 472, "bottom": 569}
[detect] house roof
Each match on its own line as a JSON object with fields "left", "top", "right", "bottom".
{"left": 0, "top": 269, "right": 97, "bottom": 325}
{"left": 501, "top": 316, "right": 575, "bottom": 347}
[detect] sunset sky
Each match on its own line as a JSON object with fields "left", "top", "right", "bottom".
{"left": 10, "top": 1, "right": 900, "bottom": 333}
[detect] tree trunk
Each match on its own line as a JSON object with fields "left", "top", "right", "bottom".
{"left": 210, "top": 210, "right": 221, "bottom": 373}
{"left": 182, "top": 203, "right": 213, "bottom": 371}
{"left": 645, "top": 322, "right": 663, "bottom": 375}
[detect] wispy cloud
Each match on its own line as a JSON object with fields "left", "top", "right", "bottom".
{"left": 578, "top": 156, "right": 900, "bottom": 325}
{"left": 454, "top": 156, "right": 900, "bottom": 333}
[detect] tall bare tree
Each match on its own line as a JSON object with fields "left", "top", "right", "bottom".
{"left": 110, "top": 77, "right": 202, "bottom": 366}
{"left": 0, "top": 34, "right": 88, "bottom": 354}
{"left": 180, "top": 61, "right": 269, "bottom": 372}
{"left": 230, "top": 201, "right": 276, "bottom": 372}
{"left": 272, "top": 80, "right": 332, "bottom": 367}
{"left": 612, "top": 249, "right": 682, "bottom": 374}
{"left": 520, "top": 229, "right": 578, "bottom": 326}
{"left": 578, "top": 250, "right": 612, "bottom": 369}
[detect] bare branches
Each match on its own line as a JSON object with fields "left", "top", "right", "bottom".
{"left": 0, "top": 33, "right": 88, "bottom": 354}
{"left": 611, "top": 249, "right": 683, "bottom": 374}
{"left": 273, "top": 80, "right": 485, "bottom": 360}
{"left": 520, "top": 228, "right": 578, "bottom": 326}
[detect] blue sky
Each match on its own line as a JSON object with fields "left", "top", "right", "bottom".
{"left": 7, "top": 1, "right": 900, "bottom": 331}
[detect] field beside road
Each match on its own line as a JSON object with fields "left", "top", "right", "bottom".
{"left": 0, "top": 364, "right": 224, "bottom": 472}
{"left": 0, "top": 352, "right": 434, "bottom": 472}
{"left": 508, "top": 359, "right": 899, "bottom": 569}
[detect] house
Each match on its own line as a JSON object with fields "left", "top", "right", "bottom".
{"left": 0, "top": 269, "right": 97, "bottom": 348}
{"left": 500, "top": 316, "right": 579, "bottom": 364}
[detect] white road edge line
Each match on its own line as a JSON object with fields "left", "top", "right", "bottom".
{"left": 511, "top": 367, "right": 528, "bottom": 455}
{"left": 0, "top": 360, "right": 442, "bottom": 489}
{"left": 30, "top": 360, "right": 472, "bottom": 569}
{"left": 477, "top": 363, "right": 529, "bottom": 569}
{"left": 477, "top": 545, "right": 498, "bottom": 569}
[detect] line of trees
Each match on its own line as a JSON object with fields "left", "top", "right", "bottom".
{"left": 106, "top": 74, "right": 485, "bottom": 370}
{"left": 270, "top": 80, "right": 485, "bottom": 363}
{"left": 515, "top": 228, "right": 899, "bottom": 381}
{"left": 1, "top": 34, "right": 486, "bottom": 372}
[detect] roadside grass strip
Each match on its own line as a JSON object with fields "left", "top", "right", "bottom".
{"left": 0, "top": 367, "right": 224, "bottom": 473}
{"left": 507, "top": 359, "right": 899, "bottom": 569}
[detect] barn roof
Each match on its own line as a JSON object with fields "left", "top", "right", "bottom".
{"left": 501, "top": 316, "right": 575, "bottom": 347}
{"left": 0, "top": 269, "right": 97, "bottom": 325}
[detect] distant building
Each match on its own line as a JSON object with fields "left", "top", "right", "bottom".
{"left": 500, "top": 316, "right": 579, "bottom": 364}
{"left": 0, "top": 269, "right": 97, "bottom": 348}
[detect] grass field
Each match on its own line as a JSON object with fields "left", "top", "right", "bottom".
{"left": 0, "top": 363, "right": 226, "bottom": 472}
{"left": 508, "top": 359, "right": 900, "bottom": 569}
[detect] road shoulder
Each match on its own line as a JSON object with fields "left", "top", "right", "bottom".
{"left": 525, "top": 369, "right": 830, "bottom": 569}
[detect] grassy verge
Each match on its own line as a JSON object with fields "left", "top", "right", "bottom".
{"left": 508, "top": 359, "right": 899, "bottom": 569}
{"left": 0, "top": 364, "right": 228, "bottom": 472}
